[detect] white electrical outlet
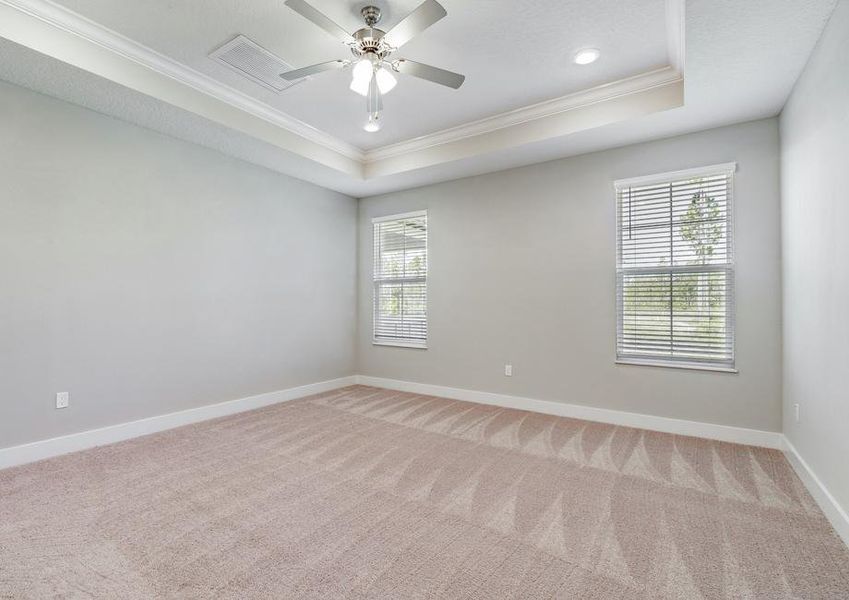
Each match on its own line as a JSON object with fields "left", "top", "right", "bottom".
{"left": 794, "top": 403, "right": 800, "bottom": 423}
{"left": 504, "top": 364, "right": 513, "bottom": 377}
{"left": 56, "top": 392, "right": 69, "bottom": 409}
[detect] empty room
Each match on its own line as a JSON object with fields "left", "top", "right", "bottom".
{"left": 2, "top": 0, "right": 848, "bottom": 597}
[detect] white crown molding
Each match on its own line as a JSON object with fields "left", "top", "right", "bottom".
{"left": 364, "top": 67, "right": 683, "bottom": 163}
{"left": 666, "top": 0, "right": 686, "bottom": 75}
{"left": 0, "top": 0, "right": 365, "bottom": 163}
{"left": 362, "top": 0, "right": 685, "bottom": 167}
{"left": 364, "top": 76, "right": 684, "bottom": 179}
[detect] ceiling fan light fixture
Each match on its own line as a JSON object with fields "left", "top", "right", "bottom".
{"left": 574, "top": 48, "right": 600, "bottom": 65}
{"left": 364, "top": 112, "right": 382, "bottom": 132}
{"left": 350, "top": 58, "right": 374, "bottom": 96}
{"left": 283, "top": 0, "right": 464, "bottom": 128}
{"left": 376, "top": 67, "right": 397, "bottom": 94}
{"left": 350, "top": 75, "right": 371, "bottom": 96}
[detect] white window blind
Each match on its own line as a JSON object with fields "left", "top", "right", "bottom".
{"left": 373, "top": 211, "right": 427, "bottom": 347}
{"left": 615, "top": 164, "right": 736, "bottom": 370}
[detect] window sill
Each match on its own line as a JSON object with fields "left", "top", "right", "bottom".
{"left": 373, "top": 340, "right": 428, "bottom": 349}
{"left": 615, "top": 359, "right": 737, "bottom": 373}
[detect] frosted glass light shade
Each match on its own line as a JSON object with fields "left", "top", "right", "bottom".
{"left": 375, "top": 67, "right": 397, "bottom": 94}
{"left": 364, "top": 112, "right": 382, "bottom": 132}
{"left": 350, "top": 59, "right": 373, "bottom": 96}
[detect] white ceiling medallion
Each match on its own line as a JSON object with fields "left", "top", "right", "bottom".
{"left": 0, "top": 0, "right": 685, "bottom": 181}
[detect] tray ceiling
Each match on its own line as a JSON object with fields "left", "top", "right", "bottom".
{"left": 0, "top": 0, "right": 838, "bottom": 195}
{"left": 50, "top": 0, "right": 671, "bottom": 150}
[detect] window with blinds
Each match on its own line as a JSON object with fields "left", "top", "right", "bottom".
{"left": 615, "top": 164, "right": 736, "bottom": 370}
{"left": 373, "top": 211, "right": 427, "bottom": 347}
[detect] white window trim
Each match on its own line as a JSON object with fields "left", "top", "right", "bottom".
{"left": 615, "top": 359, "right": 738, "bottom": 373}
{"left": 372, "top": 210, "right": 427, "bottom": 224}
{"left": 373, "top": 339, "right": 428, "bottom": 349}
{"left": 613, "top": 163, "right": 737, "bottom": 191}
{"left": 372, "top": 210, "right": 428, "bottom": 349}
{"left": 613, "top": 163, "right": 737, "bottom": 373}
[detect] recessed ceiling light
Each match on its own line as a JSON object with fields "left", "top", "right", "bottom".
{"left": 574, "top": 48, "right": 600, "bottom": 65}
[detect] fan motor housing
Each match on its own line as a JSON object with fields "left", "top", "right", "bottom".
{"left": 352, "top": 27, "right": 391, "bottom": 59}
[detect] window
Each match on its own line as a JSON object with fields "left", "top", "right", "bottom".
{"left": 373, "top": 211, "right": 427, "bottom": 348}
{"left": 615, "top": 163, "right": 736, "bottom": 371}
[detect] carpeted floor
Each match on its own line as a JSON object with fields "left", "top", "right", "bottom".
{"left": 1, "top": 386, "right": 848, "bottom": 599}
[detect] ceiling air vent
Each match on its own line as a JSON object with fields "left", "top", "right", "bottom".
{"left": 209, "top": 35, "right": 304, "bottom": 93}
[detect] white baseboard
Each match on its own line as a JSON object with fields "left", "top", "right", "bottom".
{"left": 7, "top": 373, "right": 846, "bottom": 549}
{"left": 355, "top": 375, "right": 783, "bottom": 449}
{"left": 782, "top": 437, "right": 849, "bottom": 547}
{"left": 0, "top": 376, "right": 357, "bottom": 471}
{"left": 0, "top": 373, "right": 785, "bottom": 467}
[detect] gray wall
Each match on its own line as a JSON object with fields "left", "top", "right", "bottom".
{"left": 0, "top": 78, "right": 788, "bottom": 448}
{"left": 780, "top": 1, "right": 849, "bottom": 516}
{"left": 358, "top": 119, "right": 783, "bottom": 431}
{"left": 0, "top": 81, "right": 357, "bottom": 448}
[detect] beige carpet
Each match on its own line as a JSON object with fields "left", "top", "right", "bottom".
{"left": 1, "top": 386, "right": 848, "bottom": 599}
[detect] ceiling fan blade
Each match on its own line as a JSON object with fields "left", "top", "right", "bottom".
{"left": 280, "top": 60, "right": 346, "bottom": 80}
{"left": 382, "top": 0, "right": 447, "bottom": 48}
{"left": 394, "top": 59, "right": 465, "bottom": 89}
{"left": 284, "top": 0, "right": 354, "bottom": 44}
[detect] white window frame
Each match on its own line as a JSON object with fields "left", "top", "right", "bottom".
{"left": 372, "top": 210, "right": 428, "bottom": 349}
{"left": 614, "top": 163, "right": 737, "bottom": 373}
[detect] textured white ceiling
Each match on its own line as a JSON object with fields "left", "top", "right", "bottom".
{"left": 0, "top": 0, "right": 838, "bottom": 196}
{"left": 51, "top": 0, "right": 669, "bottom": 149}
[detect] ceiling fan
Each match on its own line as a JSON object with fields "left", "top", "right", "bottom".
{"left": 280, "top": 0, "right": 465, "bottom": 133}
